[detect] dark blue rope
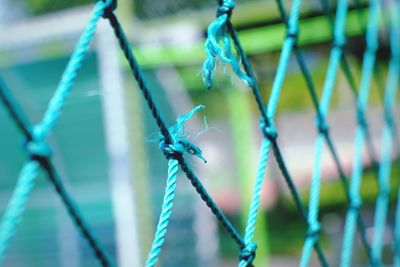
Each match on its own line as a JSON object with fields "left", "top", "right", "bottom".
{"left": 0, "top": 78, "right": 114, "bottom": 267}
{"left": 103, "top": 10, "right": 245, "bottom": 249}
{"left": 275, "top": 0, "right": 375, "bottom": 263}
{"left": 203, "top": 1, "right": 330, "bottom": 266}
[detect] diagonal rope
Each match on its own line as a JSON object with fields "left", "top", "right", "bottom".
{"left": 340, "top": 1, "right": 381, "bottom": 266}
{"left": 203, "top": 0, "right": 329, "bottom": 266}
{"left": 239, "top": 0, "right": 301, "bottom": 266}
{"left": 274, "top": 0, "right": 374, "bottom": 263}
{"left": 0, "top": 161, "right": 39, "bottom": 263}
{"left": 299, "top": 0, "right": 349, "bottom": 266}
{"left": 0, "top": 78, "right": 114, "bottom": 267}
{"left": 371, "top": 1, "right": 400, "bottom": 264}
{"left": 319, "top": 0, "right": 380, "bottom": 170}
{"left": 0, "top": 1, "right": 114, "bottom": 266}
{"left": 102, "top": 8, "right": 245, "bottom": 250}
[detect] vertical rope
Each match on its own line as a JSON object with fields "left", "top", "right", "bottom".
{"left": 146, "top": 159, "right": 179, "bottom": 267}
{"left": 340, "top": 1, "right": 381, "bottom": 266}
{"left": 239, "top": 138, "right": 271, "bottom": 267}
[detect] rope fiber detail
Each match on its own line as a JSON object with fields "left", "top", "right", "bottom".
{"left": 0, "top": 0, "right": 399, "bottom": 266}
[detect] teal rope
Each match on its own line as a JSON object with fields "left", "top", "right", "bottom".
{"left": 319, "top": 0, "right": 380, "bottom": 168}
{"left": 0, "top": 161, "right": 39, "bottom": 263}
{"left": 105, "top": 11, "right": 245, "bottom": 248}
{"left": 0, "top": 1, "right": 109, "bottom": 264}
{"left": 239, "top": 138, "right": 271, "bottom": 267}
{"left": 275, "top": 0, "right": 374, "bottom": 262}
{"left": 146, "top": 159, "right": 179, "bottom": 267}
{"left": 202, "top": 0, "right": 252, "bottom": 88}
{"left": 34, "top": 0, "right": 109, "bottom": 141}
{"left": 340, "top": 1, "right": 381, "bottom": 266}
{"left": 299, "top": 1, "right": 348, "bottom": 266}
{"left": 239, "top": 1, "right": 301, "bottom": 266}
{"left": 0, "top": 77, "right": 114, "bottom": 267}
{"left": 372, "top": 2, "right": 400, "bottom": 264}
{"left": 266, "top": 0, "right": 301, "bottom": 119}
{"left": 146, "top": 106, "right": 207, "bottom": 266}
{"left": 204, "top": 0, "right": 329, "bottom": 265}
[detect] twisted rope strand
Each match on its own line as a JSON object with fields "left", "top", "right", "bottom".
{"left": 104, "top": 11, "right": 245, "bottom": 248}
{"left": 205, "top": 0, "right": 330, "bottom": 265}
{"left": 146, "top": 159, "right": 179, "bottom": 267}
{"left": 276, "top": 0, "right": 372, "bottom": 261}
{"left": 0, "top": 79, "right": 114, "bottom": 267}
{"left": 34, "top": 0, "right": 109, "bottom": 140}
{"left": 300, "top": 1, "right": 349, "bottom": 265}
{"left": 371, "top": 2, "right": 400, "bottom": 264}
{"left": 0, "top": 161, "right": 39, "bottom": 263}
{"left": 0, "top": 2, "right": 114, "bottom": 265}
{"left": 239, "top": 138, "right": 271, "bottom": 267}
{"left": 319, "top": 0, "right": 380, "bottom": 168}
{"left": 340, "top": 1, "right": 382, "bottom": 266}
{"left": 240, "top": 0, "right": 301, "bottom": 265}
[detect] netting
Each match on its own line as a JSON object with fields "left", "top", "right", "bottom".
{"left": 0, "top": 0, "right": 399, "bottom": 266}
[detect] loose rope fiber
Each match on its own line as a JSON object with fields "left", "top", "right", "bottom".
{"left": 0, "top": 0, "right": 399, "bottom": 266}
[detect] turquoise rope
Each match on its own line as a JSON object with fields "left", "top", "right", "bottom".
{"left": 202, "top": 0, "right": 252, "bottom": 88}
{"left": 340, "top": 1, "right": 381, "bottom": 266}
{"left": 239, "top": 138, "right": 271, "bottom": 267}
{"left": 0, "top": 161, "right": 39, "bottom": 263}
{"left": 0, "top": 1, "right": 109, "bottom": 263}
{"left": 146, "top": 106, "right": 206, "bottom": 266}
{"left": 34, "top": 0, "right": 109, "bottom": 141}
{"left": 372, "top": 1, "right": 400, "bottom": 264}
{"left": 266, "top": 0, "right": 301, "bottom": 119}
{"left": 299, "top": 1, "right": 348, "bottom": 266}
{"left": 145, "top": 159, "right": 179, "bottom": 267}
{"left": 239, "top": 1, "right": 301, "bottom": 266}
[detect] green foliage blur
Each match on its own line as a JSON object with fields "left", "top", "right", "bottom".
{"left": 21, "top": 0, "right": 91, "bottom": 15}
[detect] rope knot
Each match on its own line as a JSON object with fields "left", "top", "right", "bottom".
{"left": 306, "top": 222, "right": 321, "bottom": 240}
{"left": 239, "top": 242, "right": 257, "bottom": 266}
{"left": 286, "top": 27, "right": 299, "bottom": 41}
{"left": 24, "top": 138, "right": 52, "bottom": 159}
{"left": 216, "top": 0, "right": 235, "bottom": 18}
{"left": 158, "top": 105, "right": 207, "bottom": 163}
{"left": 260, "top": 117, "right": 278, "bottom": 140}
{"left": 356, "top": 108, "right": 367, "bottom": 129}
{"left": 333, "top": 37, "right": 346, "bottom": 50}
{"left": 101, "top": 0, "right": 117, "bottom": 18}
{"left": 349, "top": 196, "right": 362, "bottom": 211}
{"left": 315, "top": 116, "right": 329, "bottom": 135}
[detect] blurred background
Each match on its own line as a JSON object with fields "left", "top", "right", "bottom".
{"left": 0, "top": 0, "right": 399, "bottom": 266}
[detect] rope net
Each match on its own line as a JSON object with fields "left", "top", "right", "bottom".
{"left": 0, "top": 0, "right": 399, "bottom": 266}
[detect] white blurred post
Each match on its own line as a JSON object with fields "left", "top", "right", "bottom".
{"left": 96, "top": 21, "right": 142, "bottom": 267}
